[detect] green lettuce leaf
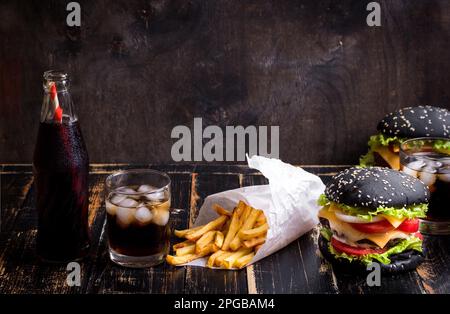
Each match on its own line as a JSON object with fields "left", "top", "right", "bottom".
{"left": 317, "top": 194, "right": 330, "bottom": 206}
{"left": 320, "top": 227, "right": 333, "bottom": 241}
{"left": 359, "top": 134, "right": 406, "bottom": 167}
{"left": 433, "top": 139, "right": 450, "bottom": 153}
{"left": 372, "top": 133, "right": 406, "bottom": 147}
{"left": 359, "top": 150, "right": 375, "bottom": 168}
{"left": 318, "top": 194, "right": 427, "bottom": 220}
{"left": 328, "top": 235, "right": 423, "bottom": 265}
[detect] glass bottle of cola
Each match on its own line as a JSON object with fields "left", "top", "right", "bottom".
{"left": 33, "top": 70, "right": 90, "bottom": 262}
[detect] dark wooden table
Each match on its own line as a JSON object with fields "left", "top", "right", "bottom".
{"left": 1, "top": 164, "right": 449, "bottom": 294}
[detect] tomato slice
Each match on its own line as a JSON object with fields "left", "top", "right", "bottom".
{"left": 414, "top": 232, "right": 423, "bottom": 240}
{"left": 349, "top": 219, "right": 395, "bottom": 234}
{"left": 330, "top": 237, "right": 386, "bottom": 256}
{"left": 397, "top": 219, "right": 419, "bottom": 233}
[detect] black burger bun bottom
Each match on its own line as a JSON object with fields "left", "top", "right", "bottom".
{"left": 318, "top": 234, "right": 425, "bottom": 274}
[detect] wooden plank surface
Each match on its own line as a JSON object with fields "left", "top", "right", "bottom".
{"left": 183, "top": 172, "right": 248, "bottom": 294}
{"left": 0, "top": 179, "right": 85, "bottom": 293}
{"left": 1, "top": 164, "right": 449, "bottom": 294}
{"left": 2, "top": 1, "right": 450, "bottom": 166}
{"left": 86, "top": 172, "right": 191, "bottom": 294}
{"left": 242, "top": 173, "right": 338, "bottom": 294}
{"left": 416, "top": 236, "right": 450, "bottom": 294}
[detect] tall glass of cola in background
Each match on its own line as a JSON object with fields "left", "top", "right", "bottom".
{"left": 400, "top": 138, "right": 450, "bottom": 235}
{"left": 33, "top": 70, "right": 90, "bottom": 261}
{"left": 105, "top": 169, "right": 171, "bottom": 267}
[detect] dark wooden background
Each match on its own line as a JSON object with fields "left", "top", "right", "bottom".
{"left": 1, "top": 0, "right": 450, "bottom": 164}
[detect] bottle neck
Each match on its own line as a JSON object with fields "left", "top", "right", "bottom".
{"left": 41, "top": 71, "right": 76, "bottom": 123}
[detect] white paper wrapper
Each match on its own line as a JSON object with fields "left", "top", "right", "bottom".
{"left": 183, "top": 155, "right": 325, "bottom": 268}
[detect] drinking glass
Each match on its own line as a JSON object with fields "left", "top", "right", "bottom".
{"left": 400, "top": 138, "right": 450, "bottom": 235}
{"left": 105, "top": 169, "right": 171, "bottom": 267}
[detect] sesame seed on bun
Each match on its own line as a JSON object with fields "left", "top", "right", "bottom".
{"left": 377, "top": 105, "right": 450, "bottom": 138}
{"left": 325, "top": 167, "right": 430, "bottom": 209}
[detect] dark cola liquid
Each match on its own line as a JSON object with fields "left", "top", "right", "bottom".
{"left": 402, "top": 152, "right": 450, "bottom": 220}
{"left": 428, "top": 178, "right": 450, "bottom": 219}
{"left": 33, "top": 118, "right": 90, "bottom": 261}
{"left": 107, "top": 214, "right": 170, "bottom": 256}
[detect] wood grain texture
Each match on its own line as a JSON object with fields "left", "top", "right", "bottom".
{"left": 416, "top": 236, "right": 450, "bottom": 294}
{"left": 1, "top": 164, "right": 450, "bottom": 294}
{"left": 86, "top": 173, "right": 191, "bottom": 294}
{"left": 1, "top": 1, "right": 450, "bottom": 164}
{"left": 0, "top": 173, "right": 33, "bottom": 233}
{"left": 184, "top": 172, "right": 248, "bottom": 294}
{"left": 242, "top": 173, "right": 338, "bottom": 294}
{"left": 0, "top": 182, "right": 86, "bottom": 293}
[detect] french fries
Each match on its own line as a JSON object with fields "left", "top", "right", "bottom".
{"left": 221, "top": 219, "right": 231, "bottom": 237}
{"left": 174, "top": 226, "right": 202, "bottom": 238}
{"left": 195, "top": 231, "right": 216, "bottom": 254}
{"left": 243, "top": 236, "right": 266, "bottom": 248}
{"left": 229, "top": 208, "right": 261, "bottom": 251}
{"left": 207, "top": 250, "right": 226, "bottom": 268}
{"left": 166, "top": 201, "right": 269, "bottom": 269}
{"left": 214, "top": 231, "right": 224, "bottom": 248}
{"left": 239, "top": 223, "right": 269, "bottom": 240}
{"left": 176, "top": 244, "right": 196, "bottom": 256}
{"left": 239, "top": 205, "right": 252, "bottom": 225}
{"left": 173, "top": 240, "right": 194, "bottom": 250}
{"left": 235, "top": 201, "right": 247, "bottom": 217}
{"left": 221, "top": 210, "right": 241, "bottom": 251}
{"left": 235, "top": 252, "right": 255, "bottom": 269}
{"left": 185, "top": 215, "right": 227, "bottom": 241}
{"left": 223, "top": 248, "right": 252, "bottom": 269}
{"left": 166, "top": 249, "right": 211, "bottom": 265}
{"left": 213, "top": 204, "right": 232, "bottom": 217}
{"left": 254, "top": 214, "right": 267, "bottom": 227}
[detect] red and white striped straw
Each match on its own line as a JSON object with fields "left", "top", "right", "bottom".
{"left": 50, "top": 82, "right": 63, "bottom": 122}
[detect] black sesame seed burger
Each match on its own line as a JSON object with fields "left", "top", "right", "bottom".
{"left": 318, "top": 167, "right": 429, "bottom": 273}
{"left": 360, "top": 106, "right": 450, "bottom": 170}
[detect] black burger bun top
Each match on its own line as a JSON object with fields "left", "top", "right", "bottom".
{"left": 325, "top": 167, "right": 430, "bottom": 210}
{"left": 377, "top": 105, "right": 450, "bottom": 138}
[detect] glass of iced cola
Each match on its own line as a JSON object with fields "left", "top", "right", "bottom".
{"left": 105, "top": 169, "right": 171, "bottom": 267}
{"left": 400, "top": 138, "right": 450, "bottom": 235}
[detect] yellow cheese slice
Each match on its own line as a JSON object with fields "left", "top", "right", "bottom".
{"left": 373, "top": 146, "right": 400, "bottom": 170}
{"left": 319, "top": 209, "right": 409, "bottom": 248}
{"left": 319, "top": 207, "right": 335, "bottom": 220}
{"left": 381, "top": 214, "right": 406, "bottom": 228}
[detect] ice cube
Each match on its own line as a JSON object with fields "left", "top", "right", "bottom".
{"left": 402, "top": 166, "right": 418, "bottom": 178}
{"left": 116, "top": 207, "right": 136, "bottom": 228}
{"left": 440, "top": 158, "right": 450, "bottom": 166}
{"left": 151, "top": 208, "right": 170, "bottom": 226}
{"left": 137, "top": 185, "right": 154, "bottom": 193}
{"left": 105, "top": 200, "right": 117, "bottom": 215}
{"left": 419, "top": 170, "right": 437, "bottom": 186}
{"left": 135, "top": 206, "right": 153, "bottom": 224}
{"left": 116, "top": 197, "right": 139, "bottom": 208}
{"left": 422, "top": 166, "right": 437, "bottom": 174}
{"left": 145, "top": 191, "right": 166, "bottom": 202}
{"left": 432, "top": 161, "right": 443, "bottom": 168}
{"left": 407, "top": 160, "right": 426, "bottom": 171}
{"left": 110, "top": 194, "right": 127, "bottom": 206}
{"left": 422, "top": 160, "right": 442, "bottom": 171}
{"left": 115, "top": 187, "right": 142, "bottom": 200}
{"left": 116, "top": 187, "right": 138, "bottom": 194}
